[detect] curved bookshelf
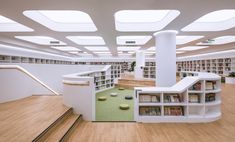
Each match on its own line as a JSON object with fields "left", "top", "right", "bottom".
{"left": 134, "top": 71, "right": 221, "bottom": 123}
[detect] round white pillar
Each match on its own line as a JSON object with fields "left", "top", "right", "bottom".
{"left": 153, "top": 30, "right": 178, "bottom": 87}
{"left": 134, "top": 50, "right": 145, "bottom": 79}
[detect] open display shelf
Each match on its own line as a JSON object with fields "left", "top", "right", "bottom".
{"left": 77, "top": 65, "right": 114, "bottom": 92}
{"left": 177, "top": 58, "right": 235, "bottom": 76}
{"left": 135, "top": 71, "right": 221, "bottom": 123}
{"left": 143, "top": 62, "right": 156, "bottom": 79}
{"left": 0, "top": 54, "right": 75, "bottom": 65}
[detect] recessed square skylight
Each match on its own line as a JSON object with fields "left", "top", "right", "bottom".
{"left": 197, "top": 36, "right": 235, "bottom": 45}
{"left": 117, "top": 46, "right": 141, "bottom": 51}
{"left": 177, "top": 46, "right": 208, "bottom": 51}
{"left": 51, "top": 46, "right": 81, "bottom": 51}
{"left": 66, "top": 36, "right": 105, "bottom": 45}
{"left": 15, "top": 36, "right": 66, "bottom": 45}
{"left": 115, "top": 10, "right": 180, "bottom": 32}
{"left": 182, "top": 10, "right": 235, "bottom": 31}
{"left": 117, "top": 36, "right": 152, "bottom": 45}
{"left": 84, "top": 46, "right": 109, "bottom": 51}
{"left": 176, "top": 36, "right": 204, "bottom": 45}
{"left": 0, "top": 15, "right": 33, "bottom": 32}
{"left": 23, "top": 10, "right": 97, "bottom": 32}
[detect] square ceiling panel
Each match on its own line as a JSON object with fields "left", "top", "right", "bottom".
{"left": 197, "top": 36, "right": 235, "bottom": 45}
{"left": 177, "top": 46, "right": 208, "bottom": 51}
{"left": 23, "top": 10, "right": 97, "bottom": 32}
{"left": 0, "top": 15, "right": 33, "bottom": 32}
{"left": 15, "top": 36, "right": 66, "bottom": 45}
{"left": 182, "top": 10, "right": 235, "bottom": 31}
{"left": 117, "top": 36, "right": 152, "bottom": 45}
{"left": 66, "top": 36, "right": 105, "bottom": 45}
{"left": 117, "top": 46, "right": 141, "bottom": 51}
{"left": 51, "top": 46, "right": 81, "bottom": 52}
{"left": 115, "top": 10, "right": 180, "bottom": 32}
{"left": 84, "top": 46, "right": 109, "bottom": 51}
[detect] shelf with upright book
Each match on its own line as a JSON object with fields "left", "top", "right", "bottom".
{"left": 164, "top": 106, "right": 185, "bottom": 116}
{"left": 139, "top": 93, "right": 161, "bottom": 103}
{"left": 135, "top": 71, "right": 221, "bottom": 123}
{"left": 139, "top": 106, "right": 161, "bottom": 116}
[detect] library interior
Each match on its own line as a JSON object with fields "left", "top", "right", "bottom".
{"left": 0, "top": 0, "right": 235, "bottom": 141}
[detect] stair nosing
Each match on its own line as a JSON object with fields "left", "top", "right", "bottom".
{"left": 59, "top": 114, "right": 82, "bottom": 142}
{"left": 32, "top": 108, "right": 73, "bottom": 142}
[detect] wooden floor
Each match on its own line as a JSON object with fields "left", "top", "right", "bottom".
{"left": 67, "top": 83, "right": 235, "bottom": 142}
{"left": 0, "top": 95, "right": 69, "bottom": 142}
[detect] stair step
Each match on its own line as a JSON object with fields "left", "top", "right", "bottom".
{"left": 43, "top": 114, "right": 80, "bottom": 142}
{"left": 32, "top": 108, "right": 82, "bottom": 142}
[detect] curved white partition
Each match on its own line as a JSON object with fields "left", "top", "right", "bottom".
{"left": 134, "top": 71, "right": 221, "bottom": 123}
{"left": 62, "top": 65, "right": 113, "bottom": 121}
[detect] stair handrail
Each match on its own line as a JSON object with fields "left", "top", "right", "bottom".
{"left": 0, "top": 65, "right": 59, "bottom": 95}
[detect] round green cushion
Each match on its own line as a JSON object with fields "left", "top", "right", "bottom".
{"left": 98, "top": 96, "right": 107, "bottom": 101}
{"left": 118, "top": 87, "right": 125, "bottom": 90}
{"left": 119, "top": 104, "right": 130, "bottom": 110}
{"left": 110, "top": 92, "right": 118, "bottom": 97}
{"left": 125, "top": 95, "right": 133, "bottom": 100}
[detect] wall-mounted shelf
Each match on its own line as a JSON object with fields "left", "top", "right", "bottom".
{"left": 177, "top": 58, "right": 235, "bottom": 76}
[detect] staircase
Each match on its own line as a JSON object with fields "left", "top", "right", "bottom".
{"left": 115, "top": 78, "right": 155, "bottom": 89}
{"left": 32, "top": 108, "right": 82, "bottom": 142}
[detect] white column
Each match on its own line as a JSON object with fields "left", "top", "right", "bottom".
{"left": 153, "top": 30, "right": 178, "bottom": 87}
{"left": 134, "top": 50, "right": 145, "bottom": 79}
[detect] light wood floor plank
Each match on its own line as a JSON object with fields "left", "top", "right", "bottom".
{"left": 66, "top": 84, "right": 235, "bottom": 142}
{"left": 0, "top": 96, "right": 69, "bottom": 142}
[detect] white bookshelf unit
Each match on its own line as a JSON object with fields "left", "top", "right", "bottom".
{"left": 134, "top": 71, "right": 221, "bottom": 123}
{"left": 143, "top": 62, "right": 156, "bottom": 79}
{"left": 0, "top": 54, "right": 75, "bottom": 65}
{"left": 63, "top": 65, "right": 114, "bottom": 121}
{"left": 78, "top": 65, "right": 114, "bottom": 92}
{"left": 177, "top": 58, "right": 235, "bottom": 76}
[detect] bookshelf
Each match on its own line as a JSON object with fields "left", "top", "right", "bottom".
{"left": 177, "top": 58, "right": 235, "bottom": 76}
{"left": 134, "top": 71, "right": 221, "bottom": 123}
{"left": 143, "top": 62, "right": 156, "bottom": 79}
{"left": 76, "top": 65, "right": 114, "bottom": 92}
{"left": 0, "top": 54, "right": 76, "bottom": 65}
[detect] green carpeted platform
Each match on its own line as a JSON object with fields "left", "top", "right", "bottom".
{"left": 96, "top": 87, "right": 134, "bottom": 121}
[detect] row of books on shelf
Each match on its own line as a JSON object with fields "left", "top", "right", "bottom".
{"left": 164, "top": 94, "right": 183, "bottom": 103}
{"left": 139, "top": 95, "right": 160, "bottom": 103}
{"left": 164, "top": 106, "right": 184, "bottom": 116}
{"left": 139, "top": 106, "right": 184, "bottom": 116}
{"left": 205, "top": 93, "right": 216, "bottom": 102}
{"left": 189, "top": 82, "right": 201, "bottom": 91}
{"left": 206, "top": 81, "right": 217, "bottom": 90}
{"left": 139, "top": 106, "right": 161, "bottom": 116}
{"left": 189, "top": 93, "right": 200, "bottom": 103}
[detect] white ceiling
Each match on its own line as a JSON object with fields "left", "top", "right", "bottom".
{"left": 0, "top": 0, "right": 235, "bottom": 59}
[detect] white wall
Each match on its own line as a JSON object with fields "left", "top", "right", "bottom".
{"left": 0, "top": 63, "right": 104, "bottom": 103}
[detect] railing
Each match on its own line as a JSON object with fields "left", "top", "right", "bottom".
{"left": 0, "top": 65, "right": 59, "bottom": 95}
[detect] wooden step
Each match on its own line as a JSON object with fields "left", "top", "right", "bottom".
{"left": 32, "top": 108, "right": 82, "bottom": 142}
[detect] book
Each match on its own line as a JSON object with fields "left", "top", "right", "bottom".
{"left": 205, "top": 93, "right": 216, "bottom": 102}
{"left": 189, "top": 82, "right": 201, "bottom": 90}
{"left": 164, "top": 94, "right": 182, "bottom": 103}
{"left": 164, "top": 106, "right": 184, "bottom": 116}
{"left": 189, "top": 93, "right": 200, "bottom": 103}
{"left": 139, "top": 106, "right": 161, "bottom": 116}
{"left": 206, "top": 81, "right": 217, "bottom": 90}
